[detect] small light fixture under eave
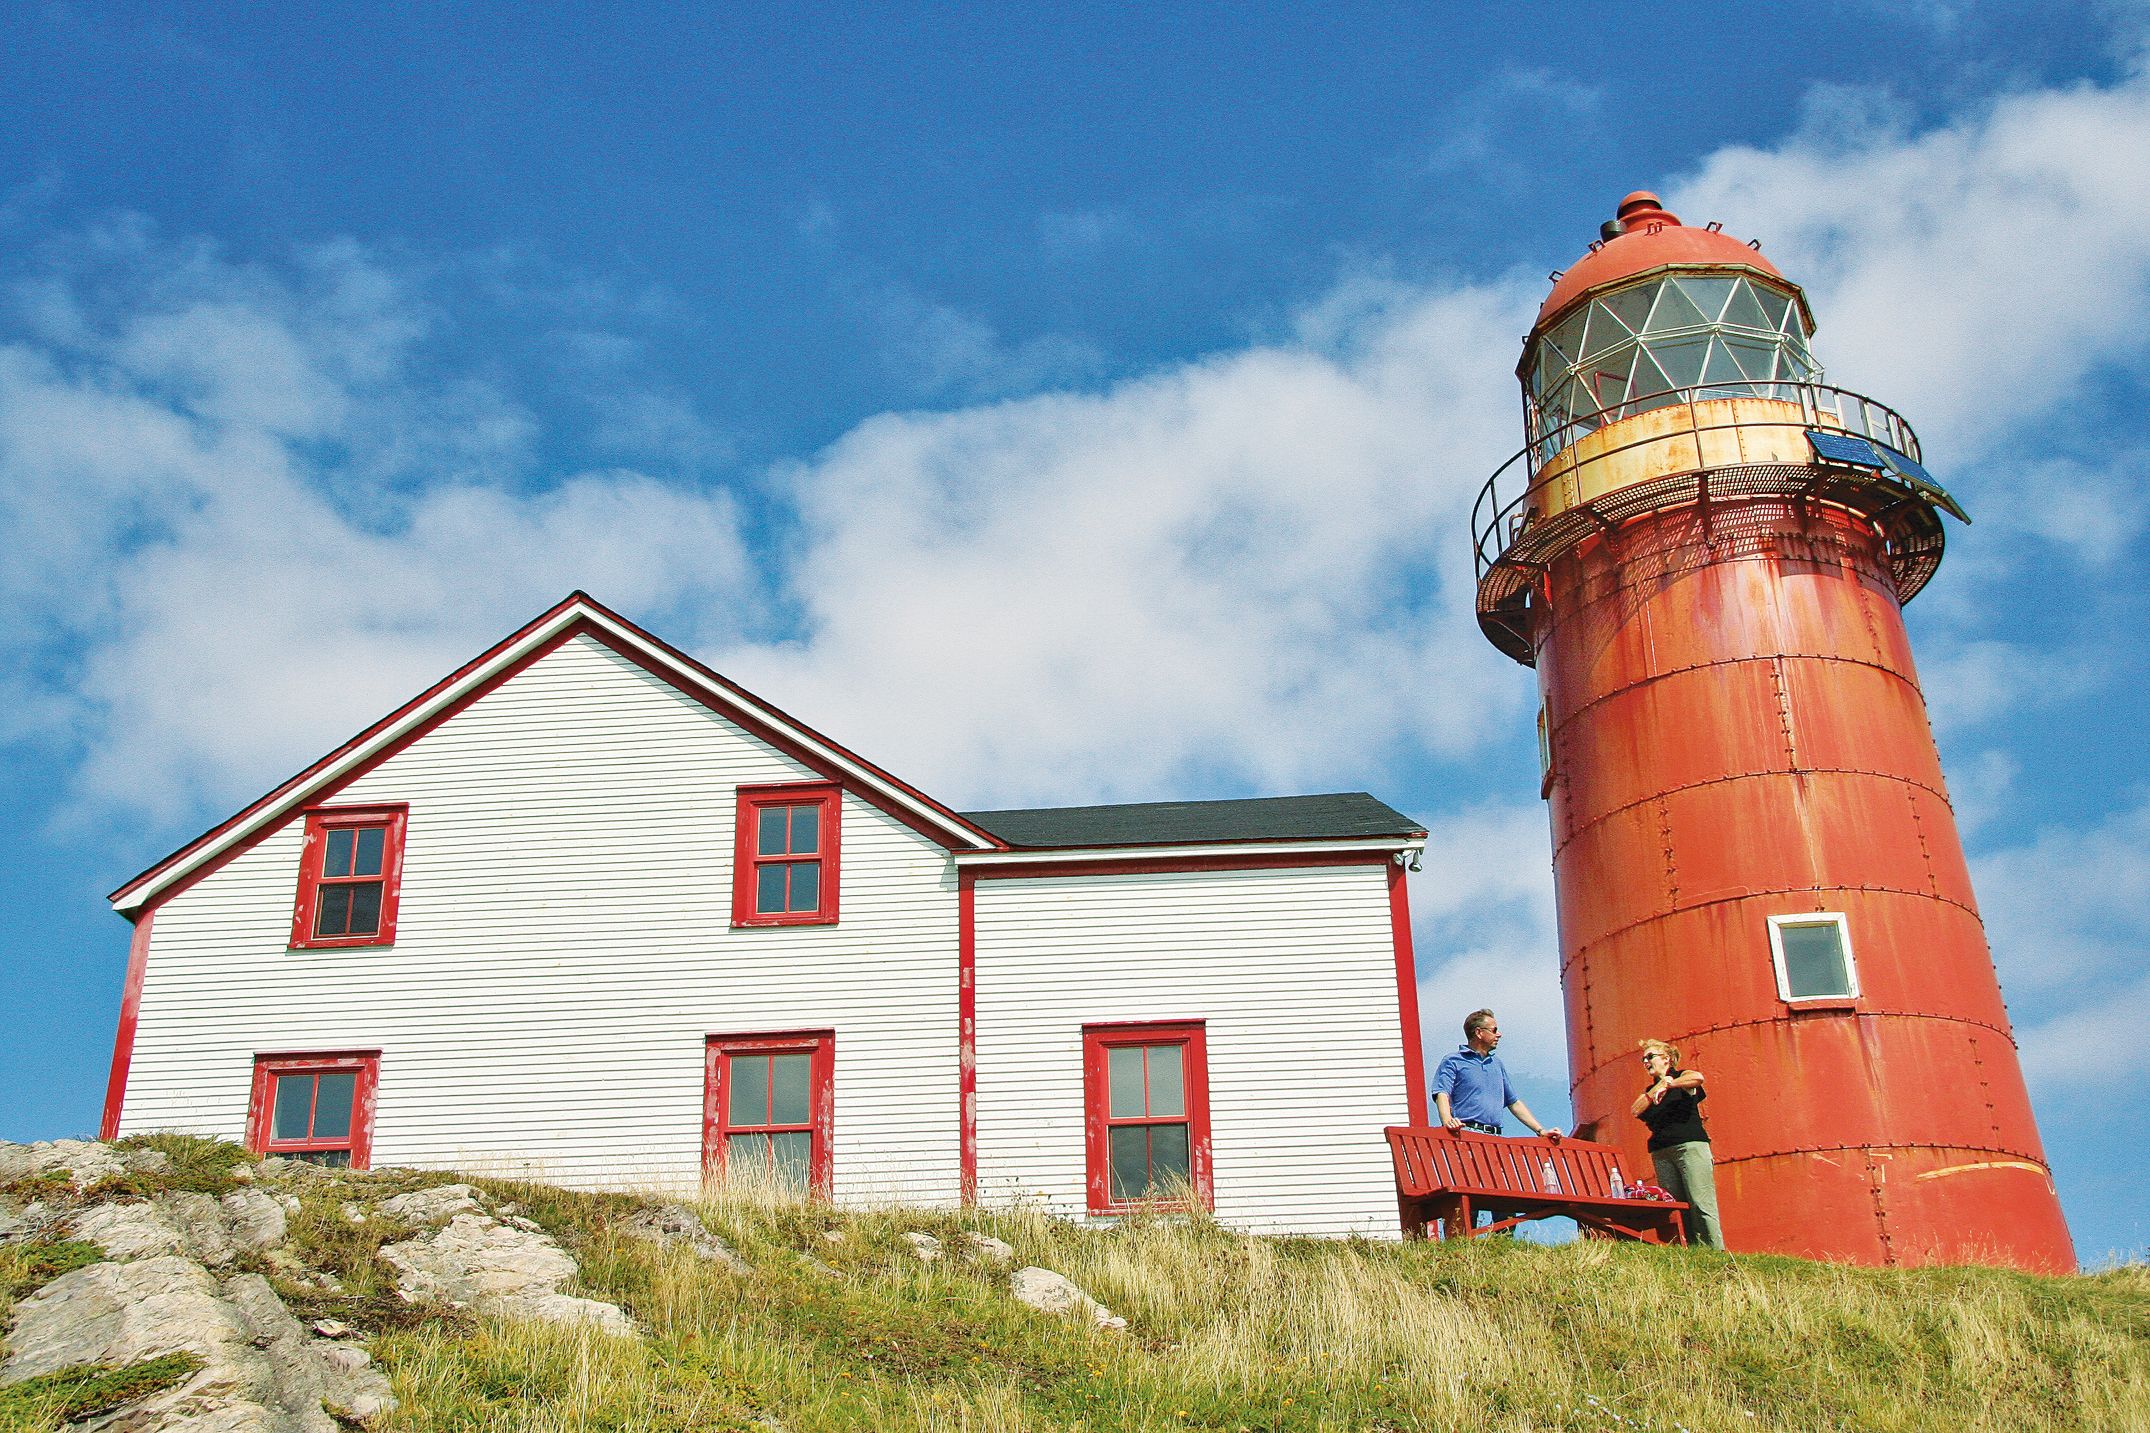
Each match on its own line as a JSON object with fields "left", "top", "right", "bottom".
{"left": 1393, "top": 849, "right": 1423, "bottom": 872}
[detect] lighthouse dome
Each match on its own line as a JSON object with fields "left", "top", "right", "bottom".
{"left": 1521, "top": 192, "right": 1822, "bottom": 463}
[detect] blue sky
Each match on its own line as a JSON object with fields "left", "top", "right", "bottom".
{"left": 3, "top": 2, "right": 2146, "bottom": 1263}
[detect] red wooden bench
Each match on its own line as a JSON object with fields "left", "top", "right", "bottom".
{"left": 1385, "top": 1126, "right": 1688, "bottom": 1244}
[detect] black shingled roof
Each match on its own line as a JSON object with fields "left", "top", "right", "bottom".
{"left": 959, "top": 792, "right": 1425, "bottom": 850}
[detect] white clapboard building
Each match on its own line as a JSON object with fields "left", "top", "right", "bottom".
{"left": 101, "top": 594, "right": 1429, "bottom": 1236}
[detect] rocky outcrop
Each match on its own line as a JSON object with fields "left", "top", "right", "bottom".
{"left": 960, "top": 1232, "right": 1016, "bottom": 1265}
{"left": 0, "top": 1139, "right": 392, "bottom": 1429}
{"left": 901, "top": 1231, "right": 943, "bottom": 1262}
{"left": 0, "top": 1257, "right": 394, "bottom": 1430}
{"left": 1007, "top": 1266, "right": 1127, "bottom": 1330}
{"left": 0, "top": 1140, "right": 171, "bottom": 1190}
{"left": 375, "top": 1184, "right": 487, "bottom": 1226}
{"left": 379, "top": 1214, "right": 637, "bottom": 1337}
{"left": 615, "top": 1203, "right": 750, "bottom": 1273}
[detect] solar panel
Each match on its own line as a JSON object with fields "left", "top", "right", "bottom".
{"left": 1878, "top": 445, "right": 1971, "bottom": 523}
{"left": 1875, "top": 444, "right": 1933, "bottom": 485}
{"left": 1806, "top": 430, "right": 1883, "bottom": 468}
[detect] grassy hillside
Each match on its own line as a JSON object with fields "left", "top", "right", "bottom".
{"left": 5, "top": 1137, "right": 2146, "bottom": 1432}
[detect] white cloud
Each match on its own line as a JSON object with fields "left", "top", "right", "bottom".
{"left": 1975, "top": 795, "right": 2150, "bottom": 997}
{"left": 0, "top": 230, "right": 753, "bottom": 827}
{"left": 724, "top": 279, "right": 1533, "bottom": 805}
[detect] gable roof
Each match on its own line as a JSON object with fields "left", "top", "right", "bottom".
{"left": 110, "top": 593, "right": 1006, "bottom": 914}
{"left": 960, "top": 792, "right": 1426, "bottom": 850}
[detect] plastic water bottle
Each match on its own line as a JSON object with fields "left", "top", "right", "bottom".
{"left": 1610, "top": 1167, "right": 1626, "bottom": 1199}
{"left": 1541, "top": 1157, "right": 1561, "bottom": 1193}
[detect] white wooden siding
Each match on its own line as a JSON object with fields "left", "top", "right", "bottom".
{"left": 972, "top": 864, "right": 1410, "bottom": 1237}
{"left": 119, "top": 635, "right": 960, "bottom": 1203}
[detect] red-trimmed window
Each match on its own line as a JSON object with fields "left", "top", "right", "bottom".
{"left": 1083, "top": 1022, "right": 1213, "bottom": 1213}
{"left": 703, "top": 1031, "right": 834, "bottom": 1195}
{"left": 247, "top": 1052, "right": 379, "bottom": 1168}
{"left": 732, "top": 784, "right": 841, "bottom": 927}
{"left": 290, "top": 805, "right": 408, "bottom": 949}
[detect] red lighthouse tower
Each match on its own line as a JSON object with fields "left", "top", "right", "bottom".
{"left": 1473, "top": 192, "right": 2073, "bottom": 1271}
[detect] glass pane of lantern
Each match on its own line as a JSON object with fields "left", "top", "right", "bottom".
{"left": 272, "top": 1074, "right": 315, "bottom": 1141}
{"left": 1722, "top": 279, "right": 1773, "bottom": 333}
{"left": 1781, "top": 922, "right": 1853, "bottom": 998}
{"left": 1107, "top": 1046, "right": 1146, "bottom": 1118}
{"left": 1579, "top": 303, "right": 1627, "bottom": 363}
{"left": 728, "top": 1055, "right": 771, "bottom": 1125}
{"left": 769, "top": 1053, "right": 812, "bottom": 1125}
{"left": 1108, "top": 1126, "right": 1148, "bottom": 1201}
{"left": 1588, "top": 351, "right": 1636, "bottom": 410}
{"left": 322, "top": 828, "right": 355, "bottom": 879}
{"left": 1601, "top": 281, "right": 1657, "bottom": 337}
{"left": 352, "top": 826, "right": 385, "bottom": 877}
{"left": 757, "top": 806, "right": 789, "bottom": 856}
{"left": 346, "top": 882, "right": 382, "bottom": 935}
{"left": 1648, "top": 280, "right": 1711, "bottom": 331}
{"left": 311, "top": 1073, "right": 356, "bottom": 1139}
{"left": 1546, "top": 312, "right": 1587, "bottom": 366}
{"left": 1628, "top": 350, "right": 1675, "bottom": 405}
{"left": 1145, "top": 1045, "right": 1185, "bottom": 1118}
{"left": 1681, "top": 276, "right": 1736, "bottom": 325}
{"left": 1753, "top": 284, "right": 1793, "bottom": 332}
{"left": 1647, "top": 335, "right": 1710, "bottom": 389}
{"left": 1725, "top": 336, "right": 1780, "bottom": 382}
{"left": 1701, "top": 338, "right": 1747, "bottom": 387}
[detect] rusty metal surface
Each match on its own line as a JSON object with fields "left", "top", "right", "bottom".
{"left": 1536, "top": 498, "right": 2074, "bottom": 1271}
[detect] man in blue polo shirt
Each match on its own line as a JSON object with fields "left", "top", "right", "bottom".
{"left": 1432, "top": 1008, "right": 1564, "bottom": 1139}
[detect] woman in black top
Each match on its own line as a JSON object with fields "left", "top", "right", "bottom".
{"left": 1631, "top": 1039, "right": 1724, "bottom": 1250}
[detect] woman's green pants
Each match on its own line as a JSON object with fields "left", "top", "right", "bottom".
{"left": 1651, "top": 1141, "right": 1724, "bottom": 1250}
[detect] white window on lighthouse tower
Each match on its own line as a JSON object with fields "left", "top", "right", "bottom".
{"left": 1767, "top": 912, "right": 1860, "bottom": 1002}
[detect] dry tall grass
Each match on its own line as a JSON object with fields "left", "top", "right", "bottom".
{"left": 353, "top": 1176, "right": 2150, "bottom": 1433}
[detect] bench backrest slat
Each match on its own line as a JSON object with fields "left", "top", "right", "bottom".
{"left": 1385, "top": 1127, "right": 1642, "bottom": 1203}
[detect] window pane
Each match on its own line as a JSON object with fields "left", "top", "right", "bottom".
{"left": 352, "top": 825, "right": 385, "bottom": 877}
{"left": 314, "top": 884, "right": 352, "bottom": 938}
{"left": 1149, "top": 1124, "right": 1192, "bottom": 1191}
{"left": 1781, "top": 922, "right": 1853, "bottom": 998}
{"left": 769, "top": 1053, "right": 812, "bottom": 1125}
{"left": 1108, "top": 1125, "right": 1148, "bottom": 1202}
{"left": 790, "top": 805, "right": 819, "bottom": 855}
{"left": 769, "top": 1131, "right": 812, "bottom": 1189}
{"left": 345, "top": 882, "right": 382, "bottom": 936}
{"left": 1145, "top": 1045, "right": 1185, "bottom": 1118}
{"left": 728, "top": 1055, "right": 771, "bottom": 1126}
{"left": 297, "top": 1149, "right": 351, "bottom": 1167}
{"left": 786, "top": 861, "right": 820, "bottom": 913}
{"left": 726, "top": 1132, "right": 771, "bottom": 1175}
{"left": 1107, "top": 1046, "right": 1146, "bottom": 1118}
{"left": 755, "top": 863, "right": 788, "bottom": 915}
{"left": 271, "top": 1074, "right": 315, "bottom": 1140}
{"left": 311, "top": 1072, "right": 357, "bottom": 1140}
{"left": 322, "top": 827, "right": 355, "bottom": 879}
{"left": 757, "top": 806, "right": 789, "bottom": 856}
